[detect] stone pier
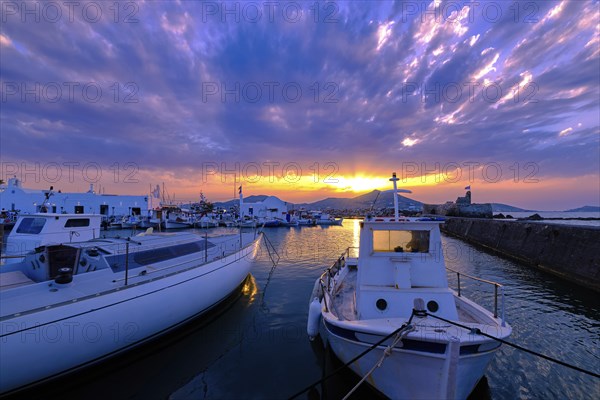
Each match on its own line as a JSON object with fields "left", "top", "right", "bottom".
{"left": 441, "top": 217, "right": 600, "bottom": 292}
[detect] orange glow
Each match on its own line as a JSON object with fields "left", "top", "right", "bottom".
{"left": 7, "top": 165, "right": 598, "bottom": 211}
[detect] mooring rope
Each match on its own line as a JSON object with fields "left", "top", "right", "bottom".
{"left": 289, "top": 307, "right": 598, "bottom": 399}
{"left": 341, "top": 325, "right": 415, "bottom": 400}
{"left": 425, "top": 312, "right": 600, "bottom": 379}
{"left": 287, "top": 310, "right": 420, "bottom": 400}
{"left": 262, "top": 233, "right": 280, "bottom": 266}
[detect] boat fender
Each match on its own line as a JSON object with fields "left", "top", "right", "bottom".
{"left": 309, "top": 279, "right": 323, "bottom": 302}
{"left": 307, "top": 297, "right": 322, "bottom": 341}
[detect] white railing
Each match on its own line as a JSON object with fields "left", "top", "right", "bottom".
{"left": 446, "top": 267, "right": 505, "bottom": 323}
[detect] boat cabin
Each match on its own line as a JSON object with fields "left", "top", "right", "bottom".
{"left": 5, "top": 214, "right": 102, "bottom": 263}
{"left": 355, "top": 217, "right": 459, "bottom": 321}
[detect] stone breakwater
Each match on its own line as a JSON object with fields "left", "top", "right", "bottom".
{"left": 441, "top": 217, "right": 600, "bottom": 292}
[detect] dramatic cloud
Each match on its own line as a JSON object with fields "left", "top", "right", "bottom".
{"left": 1, "top": 0, "right": 598, "bottom": 208}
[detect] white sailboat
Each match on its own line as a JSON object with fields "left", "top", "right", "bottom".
{"left": 0, "top": 213, "right": 262, "bottom": 396}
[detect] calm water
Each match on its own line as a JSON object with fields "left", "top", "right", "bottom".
{"left": 7, "top": 222, "right": 600, "bottom": 400}
{"left": 495, "top": 211, "right": 600, "bottom": 227}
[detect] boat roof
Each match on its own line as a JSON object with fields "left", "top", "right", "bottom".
{"left": 18, "top": 213, "right": 102, "bottom": 218}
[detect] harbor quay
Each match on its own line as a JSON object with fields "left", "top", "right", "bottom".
{"left": 442, "top": 217, "right": 600, "bottom": 292}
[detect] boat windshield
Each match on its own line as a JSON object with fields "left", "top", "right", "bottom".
{"left": 373, "top": 230, "right": 430, "bottom": 253}
{"left": 64, "top": 218, "right": 90, "bottom": 227}
{"left": 15, "top": 217, "right": 47, "bottom": 234}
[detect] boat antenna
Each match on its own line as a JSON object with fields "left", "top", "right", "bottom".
{"left": 369, "top": 190, "right": 381, "bottom": 213}
{"left": 389, "top": 172, "right": 399, "bottom": 220}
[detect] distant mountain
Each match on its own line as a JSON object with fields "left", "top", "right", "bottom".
{"left": 213, "top": 190, "right": 423, "bottom": 211}
{"left": 564, "top": 205, "right": 600, "bottom": 212}
{"left": 295, "top": 190, "right": 423, "bottom": 211}
{"left": 491, "top": 203, "right": 533, "bottom": 212}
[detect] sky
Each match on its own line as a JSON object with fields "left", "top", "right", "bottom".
{"left": 1, "top": 0, "right": 599, "bottom": 210}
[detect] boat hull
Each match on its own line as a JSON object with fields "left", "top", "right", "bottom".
{"left": 0, "top": 236, "right": 261, "bottom": 395}
{"left": 321, "top": 319, "right": 498, "bottom": 400}
{"left": 165, "top": 221, "right": 193, "bottom": 229}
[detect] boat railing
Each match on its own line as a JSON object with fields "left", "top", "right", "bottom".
{"left": 320, "top": 246, "right": 359, "bottom": 292}
{"left": 446, "top": 267, "right": 505, "bottom": 323}
{"left": 317, "top": 246, "right": 358, "bottom": 314}
{"left": 112, "top": 234, "right": 254, "bottom": 284}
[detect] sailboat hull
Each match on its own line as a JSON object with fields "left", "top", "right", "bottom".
{"left": 0, "top": 236, "right": 261, "bottom": 395}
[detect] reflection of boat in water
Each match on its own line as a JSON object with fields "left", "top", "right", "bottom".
{"left": 0, "top": 213, "right": 262, "bottom": 396}
{"left": 307, "top": 173, "right": 511, "bottom": 399}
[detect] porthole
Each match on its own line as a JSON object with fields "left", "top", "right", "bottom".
{"left": 376, "top": 298, "right": 388, "bottom": 311}
{"left": 427, "top": 300, "right": 439, "bottom": 313}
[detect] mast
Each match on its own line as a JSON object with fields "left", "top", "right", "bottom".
{"left": 239, "top": 185, "right": 243, "bottom": 220}
{"left": 389, "top": 172, "right": 399, "bottom": 220}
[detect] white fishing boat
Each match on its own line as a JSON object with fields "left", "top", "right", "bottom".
{"left": 297, "top": 218, "right": 316, "bottom": 226}
{"left": 238, "top": 218, "right": 257, "bottom": 228}
{"left": 196, "top": 215, "right": 219, "bottom": 228}
{"left": 0, "top": 213, "right": 262, "bottom": 396}
{"left": 121, "top": 214, "right": 144, "bottom": 229}
{"left": 314, "top": 213, "right": 343, "bottom": 226}
{"left": 3, "top": 213, "right": 103, "bottom": 263}
{"left": 165, "top": 212, "right": 194, "bottom": 229}
{"left": 108, "top": 215, "right": 125, "bottom": 229}
{"left": 307, "top": 173, "right": 511, "bottom": 399}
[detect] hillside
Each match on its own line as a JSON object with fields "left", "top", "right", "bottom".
{"left": 214, "top": 190, "right": 423, "bottom": 211}
{"left": 213, "top": 192, "right": 549, "bottom": 213}
{"left": 295, "top": 190, "right": 423, "bottom": 211}
{"left": 564, "top": 205, "right": 600, "bottom": 212}
{"left": 491, "top": 203, "right": 532, "bottom": 212}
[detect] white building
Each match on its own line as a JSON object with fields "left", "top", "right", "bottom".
{"left": 240, "top": 196, "right": 289, "bottom": 219}
{"left": 0, "top": 177, "right": 148, "bottom": 216}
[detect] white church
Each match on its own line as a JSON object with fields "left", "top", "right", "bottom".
{"left": 239, "top": 194, "right": 289, "bottom": 219}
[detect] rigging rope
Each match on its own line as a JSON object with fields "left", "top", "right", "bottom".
{"left": 425, "top": 312, "right": 600, "bottom": 379}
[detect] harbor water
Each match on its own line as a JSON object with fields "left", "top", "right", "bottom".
{"left": 6, "top": 221, "right": 600, "bottom": 400}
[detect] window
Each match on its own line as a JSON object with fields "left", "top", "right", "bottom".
{"left": 16, "top": 217, "right": 47, "bottom": 234}
{"left": 65, "top": 218, "right": 90, "bottom": 228}
{"left": 373, "top": 230, "right": 430, "bottom": 253}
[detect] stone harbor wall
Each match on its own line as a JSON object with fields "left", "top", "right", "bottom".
{"left": 423, "top": 190, "right": 493, "bottom": 218}
{"left": 441, "top": 217, "right": 600, "bottom": 292}
{"left": 423, "top": 202, "right": 493, "bottom": 218}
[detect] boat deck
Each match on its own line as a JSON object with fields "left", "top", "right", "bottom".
{"left": 331, "top": 265, "right": 481, "bottom": 324}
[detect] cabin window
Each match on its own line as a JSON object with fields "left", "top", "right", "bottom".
{"left": 16, "top": 217, "right": 47, "bottom": 234}
{"left": 64, "top": 218, "right": 90, "bottom": 228}
{"left": 106, "top": 241, "right": 216, "bottom": 272}
{"left": 373, "top": 230, "right": 430, "bottom": 253}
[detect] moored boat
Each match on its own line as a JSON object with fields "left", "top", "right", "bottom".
{"left": 0, "top": 213, "right": 262, "bottom": 396}
{"left": 307, "top": 173, "right": 511, "bottom": 399}
{"left": 313, "top": 213, "right": 343, "bottom": 226}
